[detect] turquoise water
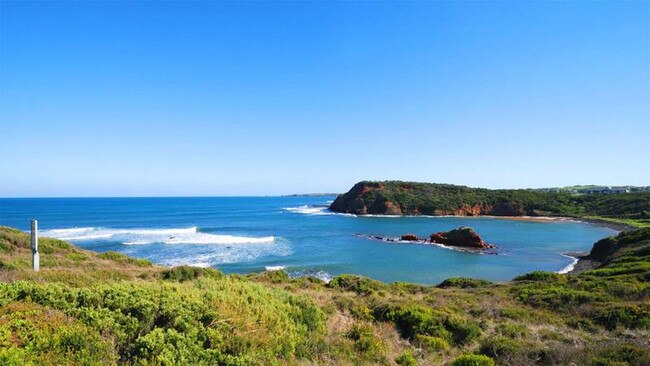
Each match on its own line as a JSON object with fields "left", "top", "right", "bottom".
{"left": 0, "top": 196, "right": 616, "bottom": 284}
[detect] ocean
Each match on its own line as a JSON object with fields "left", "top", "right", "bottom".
{"left": 0, "top": 196, "right": 617, "bottom": 284}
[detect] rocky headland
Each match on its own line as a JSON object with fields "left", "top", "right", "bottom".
{"left": 329, "top": 181, "right": 650, "bottom": 228}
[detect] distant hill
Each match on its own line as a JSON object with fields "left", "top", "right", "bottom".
{"left": 329, "top": 181, "right": 650, "bottom": 226}
{"left": 281, "top": 193, "right": 339, "bottom": 197}
{"left": 533, "top": 185, "right": 650, "bottom": 193}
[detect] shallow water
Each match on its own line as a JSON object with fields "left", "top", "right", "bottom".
{"left": 0, "top": 196, "right": 616, "bottom": 284}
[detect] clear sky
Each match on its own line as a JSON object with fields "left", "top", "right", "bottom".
{"left": 1, "top": 1, "right": 648, "bottom": 197}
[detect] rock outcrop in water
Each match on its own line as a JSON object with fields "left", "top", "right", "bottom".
{"left": 362, "top": 227, "right": 494, "bottom": 251}
{"left": 400, "top": 234, "right": 420, "bottom": 241}
{"left": 429, "top": 227, "right": 494, "bottom": 249}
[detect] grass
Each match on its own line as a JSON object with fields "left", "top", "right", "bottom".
{"left": 0, "top": 225, "right": 649, "bottom": 365}
{"left": 583, "top": 216, "right": 650, "bottom": 228}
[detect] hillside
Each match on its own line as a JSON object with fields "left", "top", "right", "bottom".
{"left": 329, "top": 181, "right": 650, "bottom": 227}
{"left": 0, "top": 226, "right": 648, "bottom": 365}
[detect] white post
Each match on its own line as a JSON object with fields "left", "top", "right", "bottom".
{"left": 31, "top": 220, "right": 39, "bottom": 271}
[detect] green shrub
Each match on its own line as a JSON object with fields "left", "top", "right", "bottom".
{"left": 378, "top": 304, "right": 449, "bottom": 340}
{"left": 346, "top": 324, "right": 386, "bottom": 362}
{"left": 592, "top": 304, "right": 650, "bottom": 330}
{"left": 334, "top": 296, "right": 374, "bottom": 321}
{"left": 415, "top": 334, "right": 448, "bottom": 352}
{"left": 161, "top": 265, "right": 221, "bottom": 282}
{"left": 512, "top": 283, "right": 594, "bottom": 309}
{"left": 592, "top": 343, "right": 650, "bottom": 366}
{"left": 391, "top": 282, "right": 428, "bottom": 294}
{"left": 479, "top": 336, "right": 521, "bottom": 360}
{"left": 329, "top": 275, "right": 386, "bottom": 295}
{"left": 67, "top": 252, "right": 88, "bottom": 262}
{"left": 0, "top": 278, "right": 326, "bottom": 365}
{"left": 0, "top": 302, "right": 116, "bottom": 365}
{"left": 0, "top": 226, "right": 30, "bottom": 251}
{"left": 437, "top": 277, "right": 492, "bottom": 289}
{"left": 395, "top": 350, "right": 418, "bottom": 366}
{"left": 451, "top": 354, "right": 495, "bottom": 366}
{"left": 97, "top": 251, "right": 153, "bottom": 267}
{"left": 513, "top": 271, "right": 567, "bottom": 283}
{"left": 499, "top": 307, "right": 533, "bottom": 321}
{"left": 444, "top": 317, "right": 481, "bottom": 345}
{"left": 40, "top": 237, "right": 73, "bottom": 254}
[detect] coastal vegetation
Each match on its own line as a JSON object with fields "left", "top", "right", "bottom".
{"left": 329, "top": 181, "right": 650, "bottom": 227}
{"left": 0, "top": 225, "right": 648, "bottom": 365}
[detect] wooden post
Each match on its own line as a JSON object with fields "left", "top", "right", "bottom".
{"left": 31, "top": 220, "right": 39, "bottom": 271}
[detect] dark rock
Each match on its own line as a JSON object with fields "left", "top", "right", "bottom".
{"left": 429, "top": 227, "right": 494, "bottom": 249}
{"left": 587, "top": 237, "right": 619, "bottom": 261}
{"left": 400, "top": 234, "right": 420, "bottom": 241}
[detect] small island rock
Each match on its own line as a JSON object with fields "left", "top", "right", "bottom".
{"left": 400, "top": 234, "right": 420, "bottom": 241}
{"left": 429, "top": 227, "right": 494, "bottom": 249}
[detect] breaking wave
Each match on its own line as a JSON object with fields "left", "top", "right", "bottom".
{"left": 288, "top": 269, "right": 333, "bottom": 283}
{"left": 41, "top": 226, "right": 275, "bottom": 245}
{"left": 283, "top": 205, "right": 356, "bottom": 216}
{"left": 557, "top": 254, "right": 579, "bottom": 274}
{"left": 265, "top": 265, "right": 286, "bottom": 271}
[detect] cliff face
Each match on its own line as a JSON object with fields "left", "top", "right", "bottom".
{"left": 329, "top": 182, "right": 404, "bottom": 215}
{"left": 329, "top": 181, "right": 532, "bottom": 216}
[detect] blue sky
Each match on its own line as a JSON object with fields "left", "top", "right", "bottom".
{"left": 1, "top": 1, "right": 648, "bottom": 197}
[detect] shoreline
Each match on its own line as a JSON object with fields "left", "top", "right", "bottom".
{"left": 346, "top": 212, "right": 639, "bottom": 232}
{"left": 346, "top": 211, "right": 634, "bottom": 232}
{"left": 490, "top": 215, "right": 634, "bottom": 232}
{"left": 562, "top": 252, "right": 602, "bottom": 275}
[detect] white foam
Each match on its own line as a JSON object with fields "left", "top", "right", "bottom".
{"left": 61, "top": 233, "right": 114, "bottom": 240}
{"left": 283, "top": 205, "right": 356, "bottom": 216}
{"left": 159, "top": 241, "right": 291, "bottom": 267}
{"left": 557, "top": 254, "right": 579, "bottom": 274}
{"left": 265, "top": 265, "right": 286, "bottom": 271}
{"left": 45, "top": 227, "right": 95, "bottom": 235}
{"left": 41, "top": 226, "right": 274, "bottom": 246}
{"left": 288, "top": 269, "right": 333, "bottom": 283}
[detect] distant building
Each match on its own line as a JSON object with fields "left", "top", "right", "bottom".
{"left": 582, "top": 186, "right": 630, "bottom": 195}
{"left": 607, "top": 187, "right": 630, "bottom": 194}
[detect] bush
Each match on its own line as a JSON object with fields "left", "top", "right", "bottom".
{"left": 496, "top": 322, "right": 529, "bottom": 338}
{"left": 0, "top": 302, "right": 116, "bottom": 365}
{"left": 328, "top": 275, "right": 386, "bottom": 295}
{"left": 592, "top": 343, "right": 650, "bottom": 366}
{"left": 437, "top": 277, "right": 492, "bottom": 289}
{"left": 39, "top": 237, "right": 73, "bottom": 254}
{"left": 513, "top": 271, "right": 567, "bottom": 283}
{"left": 451, "top": 354, "right": 495, "bottom": 366}
{"left": 592, "top": 304, "right": 650, "bottom": 330}
{"left": 161, "top": 265, "right": 221, "bottom": 282}
{"left": 395, "top": 350, "right": 418, "bottom": 366}
{"left": 415, "top": 334, "right": 448, "bottom": 352}
{"left": 479, "top": 336, "right": 521, "bottom": 360}
{"left": 378, "top": 304, "right": 449, "bottom": 340}
{"left": 512, "top": 283, "right": 594, "bottom": 309}
{"left": 346, "top": 324, "right": 386, "bottom": 362}
{"left": 444, "top": 317, "right": 481, "bottom": 345}
{"left": 0, "top": 278, "right": 325, "bottom": 365}
{"left": 98, "top": 251, "right": 152, "bottom": 267}
{"left": 251, "top": 269, "right": 291, "bottom": 284}
{"left": 499, "top": 307, "right": 533, "bottom": 321}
